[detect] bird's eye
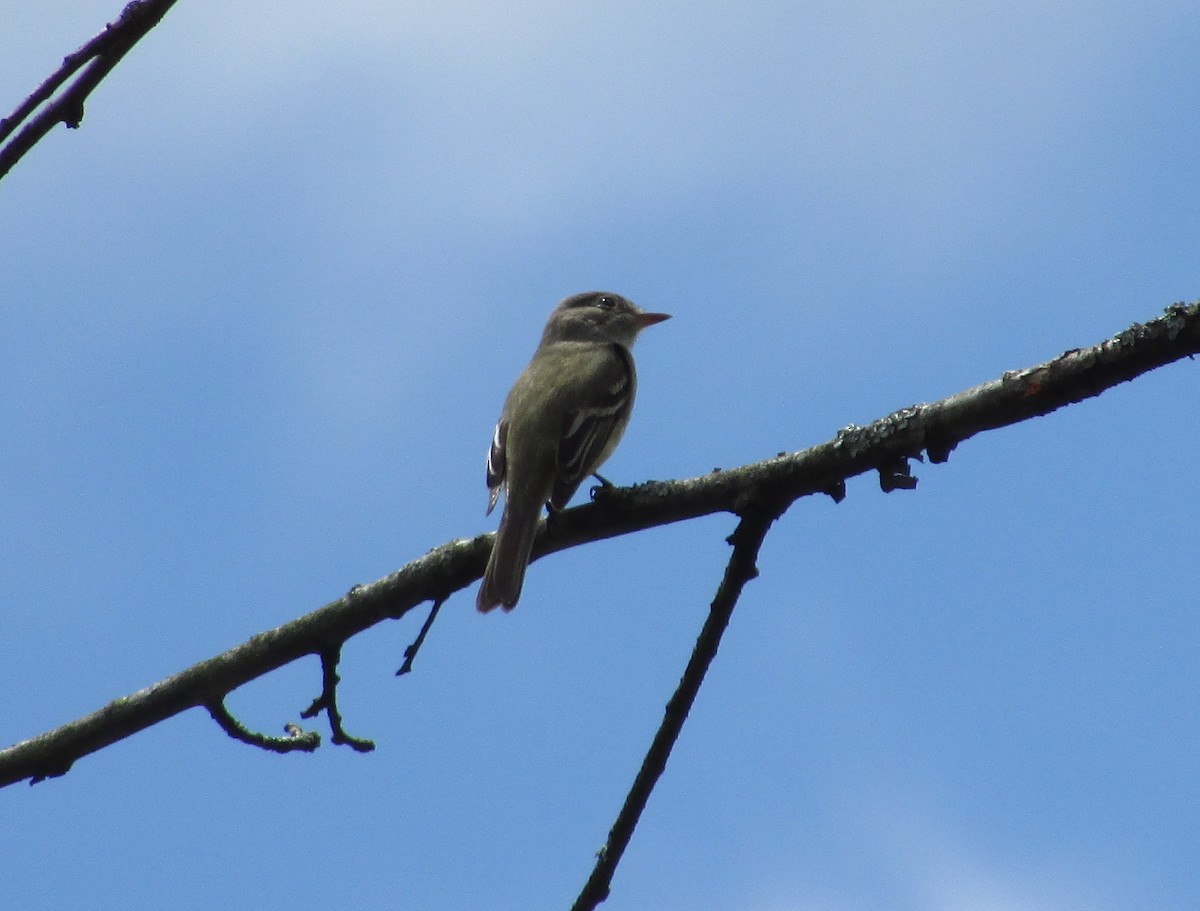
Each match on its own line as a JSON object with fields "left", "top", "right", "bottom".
{"left": 596, "top": 295, "right": 615, "bottom": 309}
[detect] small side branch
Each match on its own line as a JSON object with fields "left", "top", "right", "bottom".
{"left": 0, "top": 0, "right": 180, "bottom": 181}
{"left": 206, "top": 699, "right": 320, "bottom": 754}
{"left": 301, "top": 649, "right": 375, "bottom": 753}
{"left": 571, "top": 501, "right": 785, "bottom": 911}
{"left": 397, "top": 598, "right": 445, "bottom": 676}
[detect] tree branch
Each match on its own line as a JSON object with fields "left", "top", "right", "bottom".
{"left": 0, "top": 0, "right": 179, "bottom": 182}
{"left": 397, "top": 597, "right": 446, "bottom": 677}
{"left": 300, "top": 648, "right": 375, "bottom": 753}
{"left": 206, "top": 699, "right": 321, "bottom": 754}
{"left": 572, "top": 502, "right": 785, "bottom": 911}
{"left": 1, "top": 301, "right": 1197, "bottom": 788}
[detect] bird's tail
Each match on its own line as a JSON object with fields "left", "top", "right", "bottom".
{"left": 476, "top": 502, "right": 539, "bottom": 612}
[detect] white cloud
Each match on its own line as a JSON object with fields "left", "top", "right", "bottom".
{"left": 15, "top": 1, "right": 1187, "bottom": 265}
{"left": 135, "top": 3, "right": 1179, "bottom": 253}
{"left": 860, "top": 790, "right": 1118, "bottom": 911}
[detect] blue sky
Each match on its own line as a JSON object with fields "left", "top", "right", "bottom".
{"left": 3, "top": 3, "right": 1199, "bottom": 909}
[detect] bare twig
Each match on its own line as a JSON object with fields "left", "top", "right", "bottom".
{"left": 571, "top": 502, "right": 785, "bottom": 911}
{"left": 206, "top": 699, "right": 321, "bottom": 754}
{"left": 0, "top": 302, "right": 1197, "bottom": 788}
{"left": 0, "top": 0, "right": 180, "bottom": 182}
{"left": 300, "top": 649, "right": 375, "bottom": 753}
{"left": 397, "top": 598, "right": 446, "bottom": 676}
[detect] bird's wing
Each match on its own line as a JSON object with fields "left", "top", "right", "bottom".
{"left": 485, "top": 418, "right": 507, "bottom": 515}
{"left": 550, "top": 343, "right": 635, "bottom": 511}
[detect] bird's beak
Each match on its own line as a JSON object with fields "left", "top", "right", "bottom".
{"left": 635, "top": 311, "right": 672, "bottom": 329}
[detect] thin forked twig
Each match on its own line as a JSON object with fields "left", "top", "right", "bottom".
{"left": 301, "top": 649, "right": 375, "bottom": 753}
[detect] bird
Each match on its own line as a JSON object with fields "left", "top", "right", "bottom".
{"left": 476, "top": 291, "right": 670, "bottom": 612}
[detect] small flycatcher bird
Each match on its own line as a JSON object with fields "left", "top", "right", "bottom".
{"left": 476, "top": 291, "right": 671, "bottom": 612}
